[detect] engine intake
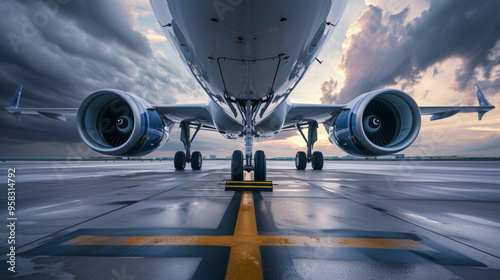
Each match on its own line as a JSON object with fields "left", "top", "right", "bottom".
{"left": 329, "top": 89, "right": 421, "bottom": 157}
{"left": 77, "top": 89, "right": 168, "bottom": 157}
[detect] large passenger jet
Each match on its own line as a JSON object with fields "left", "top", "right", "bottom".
{"left": 5, "top": 0, "right": 495, "bottom": 181}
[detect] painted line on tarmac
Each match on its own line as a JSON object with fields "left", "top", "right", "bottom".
{"left": 185, "top": 188, "right": 310, "bottom": 192}
{"left": 24, "top": 190, "right": 486, "bottom": 280}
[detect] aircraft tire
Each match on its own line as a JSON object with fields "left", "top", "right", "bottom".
{"left": 191, "top": 151, "right": 202, "bottom": 170}
{"left": 254, "top": 150, "right": 266, "bottom": 181}
{"left": 231, "top": 150, "right": 244, "bottom": 181}
{"left": 295, "top": 151, "right": 307, "bottom": 170}
{"left": 311, "top": 151, "right": 324, "bottom": 170}
{"left": 174, "top": 151, "right": 186, "bottom": 170}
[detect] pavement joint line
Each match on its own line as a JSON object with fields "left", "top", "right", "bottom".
{"left": 0, "top": 178, "right": 193, "bottom": 256}
{"left": 312, "top": 183, "right": 500, "bottom": 260}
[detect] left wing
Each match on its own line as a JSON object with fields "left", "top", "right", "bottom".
{"left": 282, "top": 84, "right": 495, "bottom": 129}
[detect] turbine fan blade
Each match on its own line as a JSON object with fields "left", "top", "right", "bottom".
{"left": 363, "top": 99, "right": 399, "bottom": 146}
{"left": 99, "top": 99, "right": 134, "bottom": 147}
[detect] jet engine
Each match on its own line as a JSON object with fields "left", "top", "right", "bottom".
{"left": 77, "top": 89, "right": 169, "bottom": 157}
{"left": 329, "top": 89, "right": 421, "bottom": 157}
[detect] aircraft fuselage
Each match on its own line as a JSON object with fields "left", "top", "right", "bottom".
{"left": 150, "top": 0, "right": 348, "bottom": 141}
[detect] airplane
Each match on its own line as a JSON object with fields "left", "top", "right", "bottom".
{"left": 5, "top": 0, "right": 495, "bottom": 182}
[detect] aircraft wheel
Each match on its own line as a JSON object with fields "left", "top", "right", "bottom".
{"left": 311, "top": 151, "right": 324, "bottom": 170}
{"left": 295, "top": 151, "right": 307, "bottom": 170}
{"left": 191, "top": 151, "right": 202, "bottom": 170}
{"left": 174, "top": 151, "right": 186, "bottom": 170}
{"left": 254, "top": 150, "right": 266, "bottom": 181}
{"left": 231, "top": 150, "right": 244, "bottom": 181}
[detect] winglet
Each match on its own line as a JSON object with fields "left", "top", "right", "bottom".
{"left": 8, "top": 84, "right": 23, "bottom": 109}
{"left": 475, "top": 84, "right": 495, "bottom": 121}
{"left": 475, "top": 84, "right": 492, "bottom": 107}
{"left": 6, "top": 84, "right": 23, "bottom": 121}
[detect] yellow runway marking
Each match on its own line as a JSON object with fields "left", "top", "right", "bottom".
{"left": 63, "top": 191, "right": 430, "bottom": 279}
{"left": 226, "top": 191, "right": 262, "bottom": 280}
{"left": 226, "top": 181, "right": 271, "bottom": 184}
{"left": 185, "top": 188, "right": 309, "bottom": 192}
{"left": 185, "top": 188, "right": 225, "bottom": 191}
{"left": 63, "top": 234, "right": 428, "bottom": 250}
{"left": 225, "top": 185, "right": 272, "bottom": 188}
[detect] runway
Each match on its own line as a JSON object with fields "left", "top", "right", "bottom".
{"left": 1, "top": 160, "right": 499, "bottom": 279}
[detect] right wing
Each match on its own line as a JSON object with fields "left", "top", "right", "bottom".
{"left": 5, "top": 84, "right": 78, "bottom": 121}
{"left": 5, "top": 85, "right": 216, "bottom": 130}
{"left": 419, "top": 84, "right": 495, "bottom": 121}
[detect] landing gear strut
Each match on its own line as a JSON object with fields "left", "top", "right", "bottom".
{"left": 174, "top": 121, "right": 202, "bottom": 170}
{"left": 230, "top": 100, "right": 267, "bottom": 181}
{"left": 295, "top": 121, "right": 323, "bottom": 170}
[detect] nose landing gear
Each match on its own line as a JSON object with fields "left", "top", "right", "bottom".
{"left": 227, "top": 100, "right": 271, "bottom": 190}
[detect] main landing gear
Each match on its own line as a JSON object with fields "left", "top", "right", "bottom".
{"left": 174, "top": 121, "right": 203, "bottom": 170}
{"left": 295, "top": 121, "right": 324, "bottom": 170}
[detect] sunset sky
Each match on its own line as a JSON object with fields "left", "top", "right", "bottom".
{"left": 1, "top": 0, "right": 499, "bottom": 158}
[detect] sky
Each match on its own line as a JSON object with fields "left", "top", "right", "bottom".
{"left": 0, "top": 0, "right": 499, "bottom": 158}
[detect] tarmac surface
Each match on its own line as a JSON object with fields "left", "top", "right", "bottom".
{"left": 1, "top": 160, "right": 499, "bottom": 279}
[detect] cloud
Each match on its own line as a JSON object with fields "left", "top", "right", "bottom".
{"left": 320, "top": 77, "right": 339, "bottom": 104}
{"left": 0, "top": 0, "right": 203, "bottom": 156}
{"left": 321, "top": 0, "right": 500, "bottom": 104}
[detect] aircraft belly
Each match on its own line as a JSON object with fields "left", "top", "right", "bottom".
{"left": 150, "top": 0, "right": 348, "bottom": 133}
{"left": 208, "top": 99, "right": 290, "bottom": 142}
{"left": 218, "top": 57, "right": 280, "bottom": 100}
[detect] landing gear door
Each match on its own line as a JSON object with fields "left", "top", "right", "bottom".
{"left": 218, "top": 57, "right": 280, "bottom": 101}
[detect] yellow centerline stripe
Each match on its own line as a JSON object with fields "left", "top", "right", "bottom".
{"left": 225, "top": 191, "right": 263, "bottom": 280}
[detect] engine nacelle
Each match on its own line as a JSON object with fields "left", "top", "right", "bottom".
{"left": 329, "top": 89, "right": 421, "bottom": 157}
{"left": 77, "top": 89, "right": 169, "bottom": 157}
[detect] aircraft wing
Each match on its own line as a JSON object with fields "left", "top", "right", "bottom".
{"left": 419, "top": 84, "right": 495, "bottom": 121}
{"left": 282, "top": 103, "right": 345, "bottom": 130}
{"left": 4, "top": 85, "right": 78, "bottom": 121}
{"left": 282, "top": 84, "right": 494, "bottom": 130}
{"left": 153, "top": 104, "right": 216, "bottom": 130}
{"left": 5, "top": 85, "right": 216, "bottom": 129}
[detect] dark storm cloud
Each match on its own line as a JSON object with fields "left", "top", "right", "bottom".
{"left": 321, "top": 0, "right": 500, "bottom": 104}
{"left": 0, "top": 0, "right": 193, "bottom": 156}
{"left": 56, "top": 0, "right": 151, "bottom": 55}
{"left": 0, "top": 0, "right": 154, "bottom": 107}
